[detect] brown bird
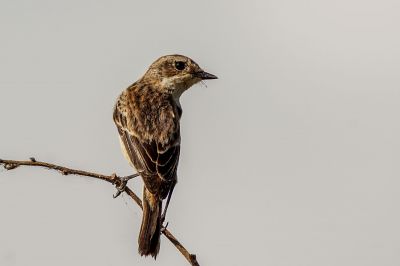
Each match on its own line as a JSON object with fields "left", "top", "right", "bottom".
{"left": 113, "top": 55, "right": 217, "bottom": 258}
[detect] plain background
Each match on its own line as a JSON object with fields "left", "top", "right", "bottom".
{"left": 1, "top": 1, "right": 399, "bottom": 265}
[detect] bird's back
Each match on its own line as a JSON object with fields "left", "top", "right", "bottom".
{"left": 114, "top": 81, "right": 181, "bottom": 199}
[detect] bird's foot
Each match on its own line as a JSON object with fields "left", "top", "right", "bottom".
{"left": 161, "top": 222, "right": 169, "bottom": 233}
{"left": 112, "top": 173, "right": 139, "bottom": 198}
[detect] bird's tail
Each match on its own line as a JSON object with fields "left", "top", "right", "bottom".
{"left": 138, "top": 186, "right": 162, "bottom": 258}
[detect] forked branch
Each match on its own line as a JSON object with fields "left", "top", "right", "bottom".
{"left": 0, "top": 158, "right": 199, "bottom": 266}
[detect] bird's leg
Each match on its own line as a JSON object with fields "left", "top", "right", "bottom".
{"left": 161, "top": 181, "right": 176, "bottom": 224}
{"left": 160, "top": 222, "right": 169, "bottom": 233}
{"left": 113, "top": 173, "right": 140, "bottom": 198}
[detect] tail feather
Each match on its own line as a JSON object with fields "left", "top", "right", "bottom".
{"left": 138, "top": 187, "right": 162, "bottom": 258}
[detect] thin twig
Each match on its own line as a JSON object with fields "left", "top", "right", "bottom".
{"left": 0, "top": 158, "right": 199, "bottom": 266}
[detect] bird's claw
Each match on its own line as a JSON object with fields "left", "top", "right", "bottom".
{"left": 112, "top": 173, "right": 140, "bottom": 198}
{"left": 113, "top": 180, "right": 127, "bottom": 198}
{"left": 161, "top": 222, "right": 169, "bottom": 233}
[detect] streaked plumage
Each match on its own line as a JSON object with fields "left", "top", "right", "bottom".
{"left": 113, "top": 54, "right": 217, "bottom": 258}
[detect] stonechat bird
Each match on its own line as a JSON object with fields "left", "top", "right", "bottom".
{"left": 113, "top": 55, "right": 217, "bottom": 258}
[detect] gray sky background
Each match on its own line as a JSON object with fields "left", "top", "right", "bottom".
{"left": 1, "top": 1, "right": 399, "bottom": 265}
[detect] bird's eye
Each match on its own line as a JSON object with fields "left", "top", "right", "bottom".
{"left": 174, "top": 61, "right": 186, "bottom": 71}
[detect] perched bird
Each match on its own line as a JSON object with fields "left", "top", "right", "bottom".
{"left": 113, "top": 55, "right": 217, "bottom": 258}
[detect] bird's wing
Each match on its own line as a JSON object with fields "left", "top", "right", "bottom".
{"left": 114, "top": 104, "right": 179, "bottom": 197}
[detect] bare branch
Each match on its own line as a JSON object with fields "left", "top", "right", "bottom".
{"left": 0, "top": 158, "right": 199, "bottom": 266}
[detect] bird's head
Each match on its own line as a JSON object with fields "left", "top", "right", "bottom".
{"left": 143, "top": 54, "right": 217, "bottom": 98}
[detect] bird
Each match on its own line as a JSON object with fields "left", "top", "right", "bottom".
{"left": 113, "top": 54, "right": 217, "bottom": 258}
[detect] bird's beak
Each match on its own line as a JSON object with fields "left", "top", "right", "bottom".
{"left": 193, "top": 71, "right": 218, "bottom": 80}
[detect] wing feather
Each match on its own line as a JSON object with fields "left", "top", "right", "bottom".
{"left": 114, "top": 102, "right": 179, "bottom": 198}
